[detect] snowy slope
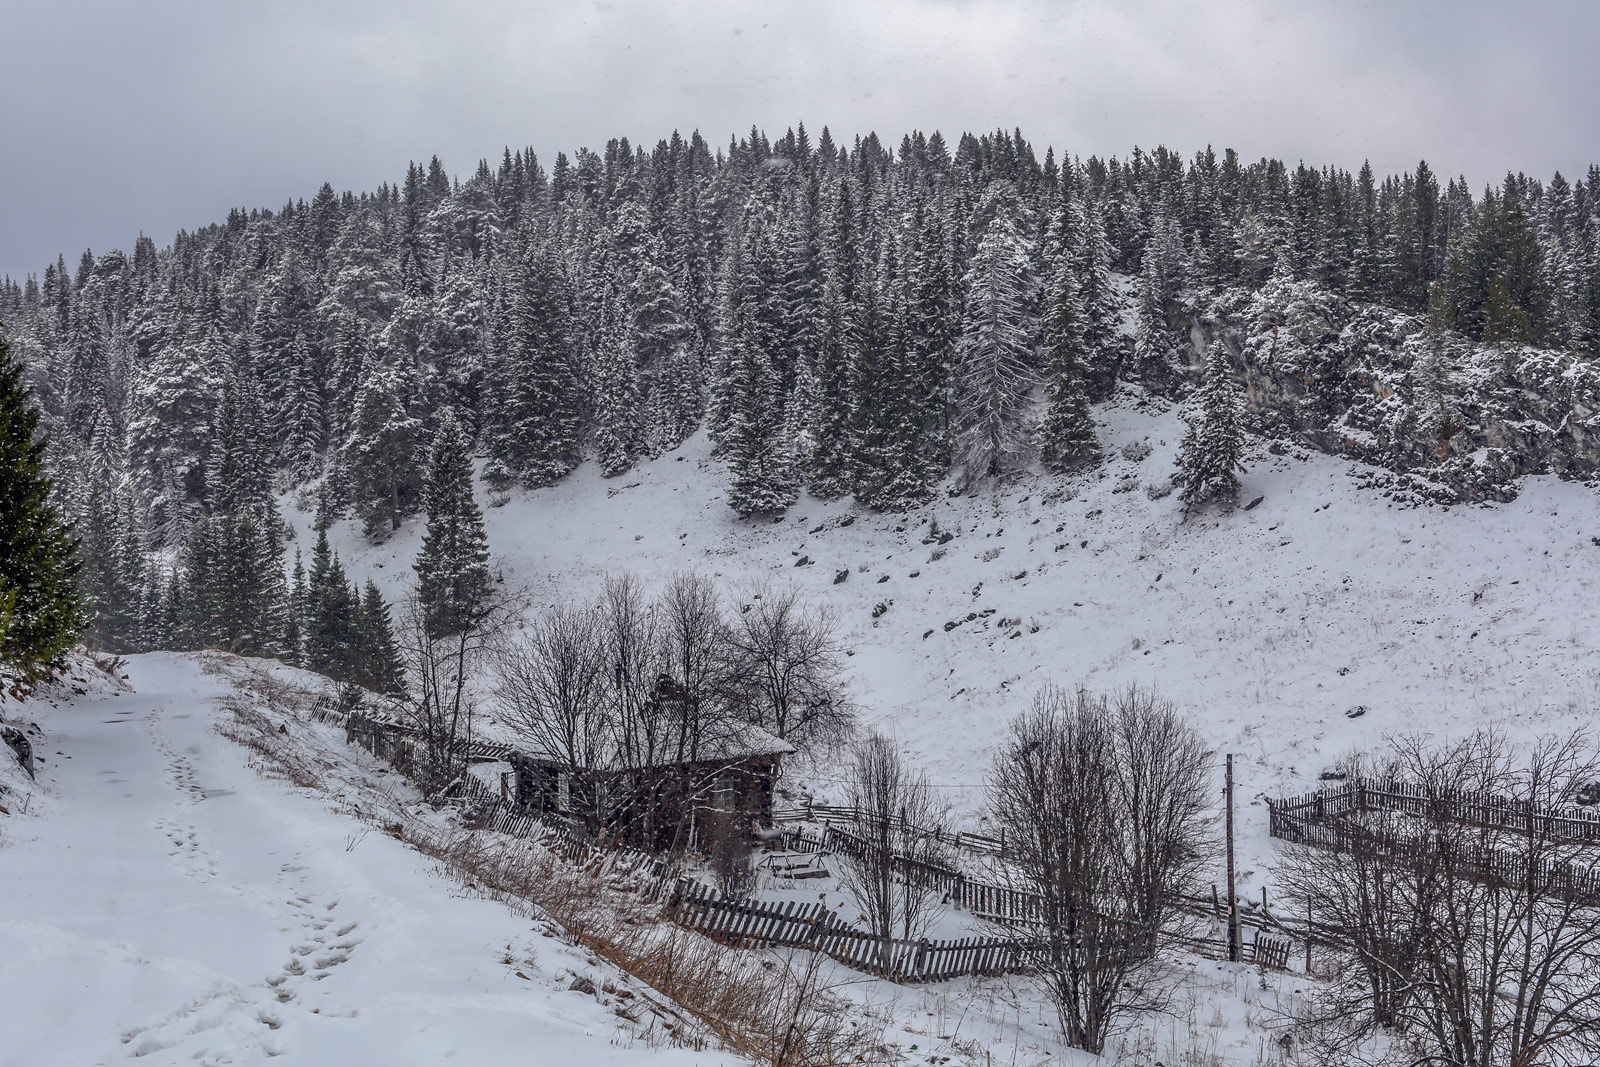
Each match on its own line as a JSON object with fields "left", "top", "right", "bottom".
{"left": 306, "top": 392, "right": 1600, "bottom": 899}
{"left": 0, "top": 654, "right": 740, "bottom": 1067}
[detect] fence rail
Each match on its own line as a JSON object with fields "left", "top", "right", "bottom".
{"left": 307, "top": 694, "right": 1296, "bottom": 979}
{"left": 1267, "top": 778, "right": 1600, "bottom": 906}
{"left": 1269, "top": 778, "right": 1600, "bottom": 844}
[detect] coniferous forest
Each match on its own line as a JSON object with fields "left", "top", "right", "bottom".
{"left": 2, "top": 126, "right": 1599, "bottom": 658}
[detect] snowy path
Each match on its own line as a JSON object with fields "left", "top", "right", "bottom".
{"left": 0, "top": 656, "right": 734, "bottom": 1066}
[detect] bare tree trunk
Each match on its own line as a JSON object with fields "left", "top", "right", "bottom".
{"left": 987, "top": 685, "right": 1210, "bottom": 1054}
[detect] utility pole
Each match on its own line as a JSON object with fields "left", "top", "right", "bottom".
{"left": 1225, "top": 753, "right": 1239, "bottom": 962}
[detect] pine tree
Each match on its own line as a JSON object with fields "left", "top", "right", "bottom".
{"left": 1174, "top": 343, "right": 1246, "bottom": 505}
{"left": 356, "top": 579, "right": 404, "bottom": 695}
{"left": 1037, "top": 244, "right": 1099, "bottom": 471}
{"left": 723, "top": 295, "right": 797, "bottom": 516}
{"left": 344, "top": 363, "right": 424, "bottom": 539}
{"left": 490, "top": 247, "right": 582, "bottom": 487}
{"left": 414, "top": 410, "right": 493, "bottom": 636}
{"left": 0, "top": 327, "right": 84, "bottom": 677}
{"left": 954, "top": 190, "right": 1036, "bottom": 481}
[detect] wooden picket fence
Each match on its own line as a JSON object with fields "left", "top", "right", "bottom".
{"left": 774, "top": 802, "right": 1006, "bottom": 857}
{"left": 1268, "top": 778, "right": 1600, "bottom": 906}
{"left": 305, "top": 695, "right": 1297, "bottom": 978}
{"left": 1269, "top": 777, "right": 1600, "bottom": 845}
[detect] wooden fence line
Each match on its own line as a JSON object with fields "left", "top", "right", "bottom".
{"left": 307, "top": 696, "right": 1296, "bottom": 978}
{"left": 1269, "top": 777, "right": 1600, "bottom": 844}
{"left": 1268, "top": 778, "right": 1600, "bottom": 906}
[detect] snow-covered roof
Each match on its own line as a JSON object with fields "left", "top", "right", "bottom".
{"left": 514, "top": 719, "right": 794, "bottom": 769}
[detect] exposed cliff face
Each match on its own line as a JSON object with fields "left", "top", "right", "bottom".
{"left": 1170, "top": 279, "right": 1600, "bottom": 503}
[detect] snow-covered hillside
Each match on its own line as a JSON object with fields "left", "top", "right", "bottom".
{"left": 303, "top": 394, "right": 1600, "bottom": 897}
{"left": 0, "top": 655, "right": 741, "bottom": 1066}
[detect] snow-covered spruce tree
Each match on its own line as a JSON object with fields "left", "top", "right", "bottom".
{"left": 283, "top": 549, "right": 306, "bottom": 667}
{"left": 303, "top": 526, "right": 357, "bottom": 676}
{"left": 954, "top": 188, "right": 1036, "bottom": 483}
{"left": 848, "top": 243, "right": 938, "bottom": 509}
{"left": 124, "top": 318, "right": 224, "bottom": 545}
{"left": 489, "top": 246, "right": 582, "bottom": 488}
{"left": 206, "top": 369, "right": 274, "bottom": 516}
{"left": 343, "top": 362, "right": 424, "bottom": 540}
{"left": 279, "top": 330, "right": 325, "bottom": 481}
{"left": 1075, "top": 199, "right": 1125, "bottom": 398}
{"left": 722, "top": 294, "right": 798, "bottom": 516}
{"left": 590, "top": 289, "right": 642, "bottom": 477}
{"left": 632, "top": 237, "right": 699, "bottom": 453}
{"left": 356, "top": 579, "right": 405, "bottom": 695}
{"left": 1174, "top": 343, "right": 1246, "bottom": 505}
{"left": 77, "top": 472, "right": 144, "bottom": 653}
{"left": 0, "top": 326, "right": 84, "bottom": 679}
{"left": 806, "top": 183, "right": 860, "bottom": 498}
{"left": 1409, "top": 312, "right": 1462, "bottom": 458}
{"left": 413, "top": 410, "right": 493, "bottom": 637}
{"left": 1037, "top": 219, "right": 1099, "bottom": 471}
{"left": 906, "top": 197, "right": 958, "bottom": 465}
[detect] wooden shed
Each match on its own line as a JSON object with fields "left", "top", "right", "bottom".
{"left": 508, "top": 720, "right": 794, "bottom": 852}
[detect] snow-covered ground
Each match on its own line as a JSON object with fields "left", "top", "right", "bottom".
{"left": 0, "top": 655, "right": 740, "bottom": 1066}
{"left": 307, "top": 393, "right": 1600, "bottom": 898}
{"left": 7, "top": 393, "right": 1598, "bottom": 1065}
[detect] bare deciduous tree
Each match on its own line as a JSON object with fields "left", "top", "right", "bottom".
{"left": 701, "top": 804, "right": 757, "bottom": 898}
{"left": 832, "top": 734, "right": 950, "bottom": 974}
{"left": 1280, "top": 729, "right": 1600, "bottom": 1067}
{"left": 397, "top": 587, "right": 515, "bottom": 797}
{"left": 987, "top": 685, "right": 1210, "bottom": 1054}
{"left": 727, "top": 583, "right": 854, "bottom": 753}
{"left": 492, "top": 600, "right": 609, "bottom": 827}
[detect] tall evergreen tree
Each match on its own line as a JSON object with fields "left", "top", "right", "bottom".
{"left": 414, "top": 410, "right": 493, "bottom": 636}
{"left": 1174, "top": 343, "right": 1246, "bottom": 505}
{"left": 953, "top": 190, "right": 1036, "bottom": 481}
{"left": 356, "top": 579, "right": 404, "bottom": 695}
{"left": 489, "top": 247, "right": 582, "bottom": 487}
{"left": 0, "top": 327, "right": 84, "bottom": 677}
{"left": 1037, "top": 240, "right": 1099, "bottom": 471}
{"left": 344, "top": 363, "right": 424, "bottom": 539}
{"left": 722, "top": 294, "right": 797, "bottom": 515}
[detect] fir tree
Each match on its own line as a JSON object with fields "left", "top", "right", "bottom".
{"left": 0, "top": 327, "right": 84, "bottom": 677}
{"left": 1174, "top": 343, "right": 1246, "bottom": 505}
{"left": 722, "top": 296, "right": 797, "bottom": 515}
{"left": 344, "top": 363, "right": 424, "bottom": 539}
{"left": 414, "top": 411, "right": 493, "bottom": 636}
{"left": 1037, "top": 245, "right": 1099, "bottom": 471}
{"left": 490, "top": 247, "right": 582, "bottom": 487}
{"left": 953, "top": 190, "right": 1036, "bottom": 482}
{"left": 356, "top": 579, "right": 404, "bottom": 695}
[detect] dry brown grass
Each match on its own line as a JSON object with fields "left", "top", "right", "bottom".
{"left": 211, "top": 653, "right": 885, "bottom": 1066}
{"left": 404, "top": 824, "right": 886, "bottom": 1065}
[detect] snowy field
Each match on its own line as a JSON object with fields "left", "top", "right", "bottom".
{"left": 0, "top": 656, "right": 741, "bottom": 1067}
{"left": 309, "top": 393, "right": 1600, "bottom": 894}
{"left": 0, "top": 654, "right": 1307, "bottom": 1067}
{"left": 6, "top": 394, "right": 1600, "bottom": 1065}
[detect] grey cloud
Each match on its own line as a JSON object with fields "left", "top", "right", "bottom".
{"left": 2, "top": 0, "right": 1595, "bottom": 281}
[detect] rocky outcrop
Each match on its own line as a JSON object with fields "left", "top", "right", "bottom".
{"left": 1171, "top": 280, "right": 1600, "bottom": 503}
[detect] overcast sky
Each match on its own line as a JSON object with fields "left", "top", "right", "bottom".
{"left": 3, "top": 0, "right": 1596, "bottom": 282}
